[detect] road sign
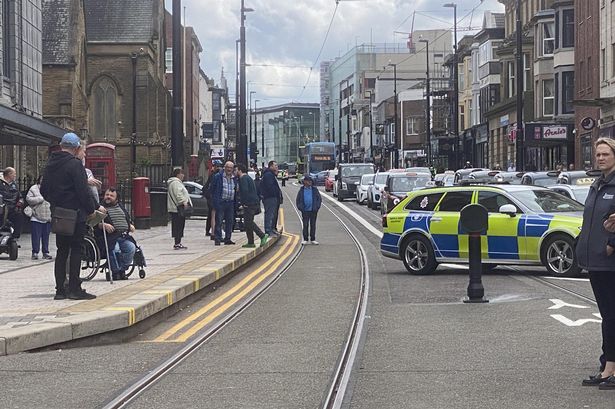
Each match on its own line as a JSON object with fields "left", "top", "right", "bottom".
{"left": 211, "top": 147, "right": 225, "bottom": 158}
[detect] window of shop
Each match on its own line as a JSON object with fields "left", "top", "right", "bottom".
{"left": 543, "top": 79, "right": 554, "bottom": 117}
{"left": 562, "top": 9, "right": 574, "bottom": 48}
{"left": 2, "top": 0, "right": 10, "bottom": 79}
{"left": 507, "top": 61, "right": 515, "bottom": 98}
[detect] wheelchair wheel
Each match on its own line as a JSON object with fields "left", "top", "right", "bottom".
{"left": 125, "top": 264, "right": 136, "bottom": 278}
{"left": 80, "top": 235, "right": 100, "bottom": 281}
{"left": 139, "top": 269, "right": 146, "bottom": 279}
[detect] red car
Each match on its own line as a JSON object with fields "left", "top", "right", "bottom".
{"left": 324, "top": 169, "right": 337, "bottom": 192}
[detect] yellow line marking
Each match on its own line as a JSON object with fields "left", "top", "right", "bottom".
{"left": 105, "top": 307, "right": 136, "bottom": 325}
{"left": 279, "top": 208, "right": 285, "bottom": 231}
{"left": 152, "top": 234, "right": 298, "bottom": 342}
{"left": 172, "top": 235, "right": 299, "bottom": 343}
{"left": 215, "top": 270, "right": 221, "bottom": 280}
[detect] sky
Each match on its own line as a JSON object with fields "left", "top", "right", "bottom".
{"left": 167, "top": 0, "right": 505, "bottom": 107}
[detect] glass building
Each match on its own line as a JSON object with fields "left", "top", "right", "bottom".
{"left": 251, "top": 103, "right": 320, "bottom": 168}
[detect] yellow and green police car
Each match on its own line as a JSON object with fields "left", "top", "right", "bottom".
{"left": 380, "top": 184, "right": 584, "bottom": 277}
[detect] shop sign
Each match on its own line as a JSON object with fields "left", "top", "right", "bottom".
{"left": 543, "top": 126, "right": 567, "bottom": 139}
{"left": 500, "top": 115, "right": 509, "bottom": 127}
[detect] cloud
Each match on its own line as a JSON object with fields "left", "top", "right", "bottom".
{"left": 171, "top": 0, "right": 504, "bottom": 104}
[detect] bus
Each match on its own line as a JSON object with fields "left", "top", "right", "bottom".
{"left": 304, "top": 142, "right": 336, "bottom": 176}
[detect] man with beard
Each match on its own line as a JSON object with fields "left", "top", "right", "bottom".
{"left": 99, "top": 188, "right": 135, "bottom": 280}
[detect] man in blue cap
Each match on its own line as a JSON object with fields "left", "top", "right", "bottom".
{"left": 41, "top": 133, "right": 106, "bottom": 300}
{"left": 295, "top": 175, "right": 322, "bottom": 245}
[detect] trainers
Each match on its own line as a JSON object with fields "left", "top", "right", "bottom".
{"left": 260, "top": 234, "right": 269, "bottom": 247}
{"left": 224, "top": 240, "right": 236, "bottom": 245}
{"left": 31, "top": 254, "right": 39, "bottom": 260}
{"left": 53, "top": 291, "right": 66, "bottom": 300}
{"left": 68, "top": 289, "right": 96, "bottom": 300}
{"left": 173, "top": 244, "right": 188, "bottom": 250}
{"left": 242, "top": 243, "right": 256, "bottom": 248}
{"left": 42, "top": 253, "right": 53, "bottom": 260}
{"left": 311, "top": 240, "right": 319, "bottom": 245}
{"left": 301, "top": 240, "right": 309, "bottom": 245}
{"left": 215, "top": 240, "right": 221, "bottom": 246}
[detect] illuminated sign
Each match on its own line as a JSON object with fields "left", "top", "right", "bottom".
{"left": 312, "top": 155, "right": 334, "bottom": 161}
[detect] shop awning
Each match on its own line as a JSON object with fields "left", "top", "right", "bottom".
{"left": 0, "top": 105, "right": 65, "bottom": 146}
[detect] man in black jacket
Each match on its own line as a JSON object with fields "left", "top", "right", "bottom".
{"left": 41, "top": 133, "right": 105, "bottom": 300}
{"left": 260, "top": 161, "right": 282, "bottom": 236}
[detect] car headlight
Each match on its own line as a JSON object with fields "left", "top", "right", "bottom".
{"left": 342, "top": 182, "right": 347, "bottom": 189}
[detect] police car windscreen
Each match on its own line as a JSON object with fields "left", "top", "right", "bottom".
{"left": 509, "top": 190, "right": 585, "bottom": 213}
{"left": 342, "top": 166, "right": 373, "bottom": 177}
{"left": 391, "top": 176, "right": 431, "bottom": 192}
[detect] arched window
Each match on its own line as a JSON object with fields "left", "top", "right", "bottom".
{"left": 91, "top": 77, "right": 117, "bottom": 140}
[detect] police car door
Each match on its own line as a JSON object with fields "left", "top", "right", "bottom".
{"left": 476, "top": 190, "right": 525, "bottom": 260}
{"left": 430, "top": 190, "right": 473, "bottom": 259}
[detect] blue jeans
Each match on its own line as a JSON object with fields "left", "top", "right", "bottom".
{"left": 31, "top": 221, "right": 51, "bottom": 255}
{"left": 109, "top": 236, "right": 136, "bottom": 273}
{"left": 215, "top": 201, "right": 234, "bottom": 242}
{"left": 263, "top": 197, "right": 279, "bottom": 234}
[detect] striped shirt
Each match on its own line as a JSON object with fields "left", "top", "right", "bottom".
{"left": 221, "top": 174, "right": 235, "bottom": 201}
{"left": 106, "top": 204, "right": 129, "bottom": 233}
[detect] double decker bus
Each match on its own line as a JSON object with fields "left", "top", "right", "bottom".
{"left": 304, "top": 142, "right": 336, "bottom": 176}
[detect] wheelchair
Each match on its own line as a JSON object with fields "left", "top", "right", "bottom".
{"left": 79, "top": 225, "right": 147, "bottom": 281}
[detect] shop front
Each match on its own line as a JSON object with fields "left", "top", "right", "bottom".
{"left": 523, "top": 123, "right": 574, "bottom": 171}
{"left": 474, "top": 124, "right": 489, "bottom": 168}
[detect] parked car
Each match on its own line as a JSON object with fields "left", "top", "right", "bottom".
{"left": 493, "top": 171, "right": 524, "bottom": 184}
{"left": 367, "top": 172, "right": 389, "bottom": 210}
{"left": 380, "top": 172, "right": 433, "bottom": 214}
{"left": 324, "top": 169, "right": 337, "bottom": 192}
{"left": 557, "top": 170, "right": 598, "bottom": 186}
{"left": 355, "top": 173, "right": 374, "bottom": 204}
{"left": 335, "top": 163, "right": 374, "bottom": 201}
{"left": 434, "top": 171, "right": 455, "bottom": 187}
{"left": 381, "top": 184, "right": 584, "bottom": 277}
{"left": 183, "top": 181, "right": 208, "bottom": 217}
{"left": 548, "top": 184, "right": 591, "bottom": 204}
{"left": 454, "top": 168, "right": 489, "bottom": 185}
{"left": 311, "top": 170, "right": 329, "bottom": 186}
{"left": 520, "top": 171, "right": 560, "bottom": 187}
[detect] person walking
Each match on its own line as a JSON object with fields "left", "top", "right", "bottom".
{"left": 261, "top": 161, "right": 282, "bottom": 236}
{"left": 236, "top": 164, "right": 267, "bottom": 248}
{"left": 167, "top": 167, "right": 192, "bottom": 250}
{"left": 26, "top": 177, "right": 52, "bottom": 260}
{"left": 295, "top": 175, "right": 322, "bottom": 245}
{"left": 577, "top": 137, "right": 615, "bottom": 389}
{"left": 40, "top": 133, "right": 104, "bottom": 300}
{"left": 204, "top": 160, "right": 222, "bottom": 240}
{"left": 211, "top": 161, "right": 237, "bottom": 246}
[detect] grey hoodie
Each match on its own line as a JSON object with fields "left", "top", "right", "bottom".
{"left": 576, "top": 172, "right": 615, "bottom": 271}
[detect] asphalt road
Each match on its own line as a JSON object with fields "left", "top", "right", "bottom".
{"left": 0, "top": 183, "right": 612, "bottom": 409}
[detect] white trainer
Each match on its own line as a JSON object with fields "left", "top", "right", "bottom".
{"left": 301, "top": 240, "right": 309, "bottom": 245}
{"left": 311, "top": 240, "right": 319, "bottom": 245}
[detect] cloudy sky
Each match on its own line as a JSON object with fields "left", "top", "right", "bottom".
{"left": 168, "top": 0, "right": 504, "bottom": 106}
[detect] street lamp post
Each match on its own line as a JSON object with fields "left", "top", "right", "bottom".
{"left": 253, "top": 99, "right": 260, "bottom": 165}
{"left": 444, "top": 2, "right": 459, "bottom": 169}
{"left": 131, "top": 52, "right": 138, "bottom": 177}
{"left": 249, "top": 90, "right": 256, "bottom": 164}
{"left": 365, "top": 90, "right": 374, "bottom": 163}
{"left": 419, "top": 39, "right": 431, "bottom": 165}
{"left": 239, "top": 0, "right": 254, "bottom": 166}
{"left": 388, "top": 63, "right": 399, "bottom": 168}
{"left": 515, "top": 0, "right": 525, "bottom": 171}
{"left": 171, "top": 0, "right": 184, "bottom": 167}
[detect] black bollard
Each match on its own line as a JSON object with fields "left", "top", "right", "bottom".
{"left": 459, "top": 204, "right": 489, "bottom": 303}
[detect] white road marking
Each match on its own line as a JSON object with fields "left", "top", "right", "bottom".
{"left": 550, "top": 314, "right": 601, "bottom": 326}
{"left": 543, "top": 276, "right": 589, "bottom": 282}
{"left": 321, "top": 192, "right": 383, "bottom": 238}
{"left": 548, "top": 299, "right": 590, "bottom": 310}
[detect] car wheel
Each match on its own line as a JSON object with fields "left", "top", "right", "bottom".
{"left": 401, "top": 235, "right": 437, "bottom": 275}
{"left": 337, "top": 192, "right": 343, "bottom": 202}
{"left": 370, "top": 198, "right": 378, "bottom": 210}
{"left": 541, "top": 234, "right": 580, "bottom": 277}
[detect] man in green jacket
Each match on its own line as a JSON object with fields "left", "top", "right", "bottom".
{"left": 237, "top": 164, "right": 268, "bottom": 248}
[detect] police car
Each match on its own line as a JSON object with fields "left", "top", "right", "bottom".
{"left": 380, "top": 184, "right": 584, "bottom": 277}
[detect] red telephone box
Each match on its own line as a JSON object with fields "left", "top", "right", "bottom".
{"left": 85, "top": 143, "right": 116, "bottom": 191}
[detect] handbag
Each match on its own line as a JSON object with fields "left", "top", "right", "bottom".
{"left": 51, "top": 206, "right": 78, "bottom": 236}
{"left": 23, "top": 206, "right": 33, "bottom": 218}
{"left": 177, "top": 203, "right": 194, "bottom": 218}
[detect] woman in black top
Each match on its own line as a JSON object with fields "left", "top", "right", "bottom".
{"left": 577, "top": 137, "right": 615, "bottom": 389}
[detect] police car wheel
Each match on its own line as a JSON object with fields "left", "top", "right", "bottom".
{"left": 541, "top": 234, "right": 580, "bottom": 277}
{"left": 401, "top": 235, "right": 437, "bottom": 275}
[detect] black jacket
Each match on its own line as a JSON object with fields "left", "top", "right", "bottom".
{"left": 40, "top": 151, "right": 97, "bottom": 222}
{"left": 576, "top": 172, "right": 615, "bottom": 271}
{"left": 0, "top": 177, "right": 21, "bottom": 208}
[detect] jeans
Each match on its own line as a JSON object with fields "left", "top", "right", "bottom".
{"left": 263, "top": 197, "right": 279, "bottom": 234}
{"left": 31, "top": 221, "right": 51, "bottom": 255}
{"left": 55, "top": 222, "right": 86, "bottom": 294}
{"left": 215, "top": 201, "right": 234, "bottom": 242}
{"left": 108, "top": 236, "right": 136, "bottom": 273}
{"left": 589, "top": 271, "right": 615, "bottom": 361}
{"left": 301, "top": 211, "right": 318, "bottom": 241}
{"left": 170, "top": 212, "right": 185, "bottom": 245}
{"left": 243, "top": 204, "right": 264, "bottom": 244}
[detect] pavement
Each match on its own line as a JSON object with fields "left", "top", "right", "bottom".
{"left": 0, "top": 214, "right": 280, "bottom": 356}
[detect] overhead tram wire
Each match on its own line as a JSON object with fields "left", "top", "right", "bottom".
{"left": 297, "top": 0, "right": 340, "bottom": 99}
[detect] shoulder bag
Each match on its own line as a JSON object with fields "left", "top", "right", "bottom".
{"left": 51, "top": 206, "right": 78, "bottom": 236}
{"left": 170, "top": 181, "right": 193, "bottom": 218}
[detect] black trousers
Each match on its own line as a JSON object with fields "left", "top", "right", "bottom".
{"left": 589, "top": 271, "right": 615, "bottom": 362}
{"left": 301, "top": 211, "right": 317, "bottom": 241}
{"left": 170, "top": 212, "right": 186, "bottom": 245}
{"left": 243, "top": 204, "right": 264, "bottom": 244}
{"left": 206, "top": 204, "right": 214, "bottom": 234}
{"left": 54, "top": 222, "right": 86, "bottom": 293}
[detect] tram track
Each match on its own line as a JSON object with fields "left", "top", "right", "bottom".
{"left": 102, "top": 187, "right": 370, "bottom": 409}
{"left": 528, "top": 275, "right": 596, "bottom": 305}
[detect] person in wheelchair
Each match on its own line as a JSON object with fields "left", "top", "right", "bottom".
{"left": 97, "top": 188, "right": 135, "bottom": 280}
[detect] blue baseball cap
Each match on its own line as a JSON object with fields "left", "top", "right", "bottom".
{"left": 60, "top": 132, "right": 81, "bottom": 148}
